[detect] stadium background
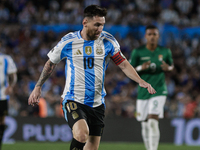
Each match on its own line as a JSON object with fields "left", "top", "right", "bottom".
{"left": 0, "top": 0, "right": 200, "bottom": 149}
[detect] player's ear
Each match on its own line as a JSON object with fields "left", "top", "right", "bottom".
{"left": 145, "top": 33, "right": 148, "bottom": 39}
{"left": 83, "top": 18, "right": 88, "bottom": 27}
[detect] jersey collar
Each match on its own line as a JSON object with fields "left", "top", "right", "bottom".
{"left": 77, "top": 30, "right": 103, "bottom": 40}
{"left": 77, "top": 30, "right": 82, "bottom": 39}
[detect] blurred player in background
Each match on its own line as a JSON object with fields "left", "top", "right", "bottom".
{"left": 130, "top": 25, "right": 174, "bottom": 150}
{"left": 28, "top": 5, "right": 156, "bottom": 150}
{"left": 0, "top": 41, "right": 17, "bottom": 150}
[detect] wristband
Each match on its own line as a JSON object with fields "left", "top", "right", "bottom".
{"left": 168, "top": 66, "right": 173, "bottom": 71}
{"left": 136, "top": 65, "right": 142, "bottom": 71}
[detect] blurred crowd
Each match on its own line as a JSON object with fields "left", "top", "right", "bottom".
{"left": 0, "top": 0, "right": 200, "bottom": 119}
{"left": 0, "top": 0, "right": 200, "bottom": 27}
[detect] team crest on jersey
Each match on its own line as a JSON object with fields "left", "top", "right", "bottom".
{"left": 85, "top": 46, "right": 92, "bottom": 55}
{"left": 96, "top": 45, "right": 103, "bottom": 55}
{"left": 158, "top": 55, "right": 163, "bottom": 61}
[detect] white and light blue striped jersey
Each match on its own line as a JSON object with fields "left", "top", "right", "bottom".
{"left": 0, "top": 53, "right": 17, "bottom": 100}
{"left": 47, "top": 30, "right": 125, "bottom": 108}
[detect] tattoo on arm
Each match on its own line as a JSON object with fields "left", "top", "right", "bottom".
{"left": 36, "top": 60, "right": 56, "bottom": 87}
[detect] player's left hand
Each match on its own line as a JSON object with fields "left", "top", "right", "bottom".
{"left": 161, "top": 61, "right": 169, "bottom": 71}
{"left": 139, "top": 79, "right": 156, "bottom": 94}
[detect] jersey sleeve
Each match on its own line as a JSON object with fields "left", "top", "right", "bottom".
{"left": 47, "top": 33, "right": 73, "bottom": 64}
{"left": 129, "top": 49, "right": 139, "bottom": 67}
{"left": 47, "top": 41, "right": 64, "bottom": 64}
{"left": 104, "top": 32, "right": 126, "bottom": 65}
{"left": 166, "top": 48, "right": 173, "bottom": 65}
{"left": 7, "top": 56, "right": 17, "bottom": 74}
{"left": 47, "top": 46, "right": 62, "bottom": 64}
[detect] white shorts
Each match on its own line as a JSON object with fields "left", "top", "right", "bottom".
{"left": 136, "top": 96, "right": 166, "bottom": 121}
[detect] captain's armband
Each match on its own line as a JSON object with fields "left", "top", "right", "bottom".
{"left": 111, "top": 51, "right": 126, "bottom": 65}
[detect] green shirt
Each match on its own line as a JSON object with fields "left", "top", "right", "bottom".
{"left": 130, "top": 45, "right": 173, "bottom": 100}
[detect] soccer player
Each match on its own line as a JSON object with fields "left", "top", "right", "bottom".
{"left": 28, "top": 5, "right": 156, "bottom": 150}
{"left": 0, "top": 41, "right": 17, "bottom": 150}
{"left": 130, "top": 25, "right": 174, "bottom": 150}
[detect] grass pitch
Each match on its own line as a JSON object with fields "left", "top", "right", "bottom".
{"left": 2, "top": 142, "right": 199, "bottom": 150}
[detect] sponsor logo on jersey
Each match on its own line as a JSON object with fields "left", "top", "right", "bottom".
{"left": 85, "top": 46, "right": 92, "bottom": 55}
{"left": 141, "top": 57, "right": 150, "bottom": 60}
{"left": 163, "top": 91, "right": 167, "bottom": 94}
{"left": 72, "top": 111, "right": 79, "bottom": 120}
{"left": 74, "top": 49, "right": 82, "bottom": 55}
{"left": 158, "top": 55, "right": 163, "bottom": 61}
{"left": 96, "top": 46, "right": 103, "bottom": 55}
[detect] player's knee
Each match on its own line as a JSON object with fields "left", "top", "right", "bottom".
{"left": 74, "top": 129, "right": 89, "bottom": 143}
{"left": 148, "top": 118, "right": 159, "bottom": 130}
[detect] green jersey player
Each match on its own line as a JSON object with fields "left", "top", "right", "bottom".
{"left": 130, "top": 25, "right": 173, "bottom": 150}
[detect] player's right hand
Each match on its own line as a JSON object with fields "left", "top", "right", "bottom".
{"left": 142, "top": 61, "right": 151, "bottom": 70}
{"left": 28, "top": 86, "right": 41, "bottom": 106}
{"left": 139, "top": 79, "right": 156, "bottom": 94}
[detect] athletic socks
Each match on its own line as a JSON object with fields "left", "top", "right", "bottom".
{"left": 0, "top": 125, "right": 5, "bottom": 150}
{"left": 148, "top": 119, "right": 160, "bottom": 150}
{"left": 141, "top": 121, "right": 150, "bottom": 150}
{"left": 70, "top": 138, "right": 86, "bottom": 150}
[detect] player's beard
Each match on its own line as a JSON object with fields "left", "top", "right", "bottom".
{"left": 86, "top": 29, "right": 100, "bottom": 40}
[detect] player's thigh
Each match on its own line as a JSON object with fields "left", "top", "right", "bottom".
{"left": 72, "top": 119, "right": 89, "bottom": 138}
{"left": 148, "top": 96, "right": 166, "bottom": 118}
{"left": 62, "top": 100, "right": 88, "bottom": 130}
{"left": 136, "top": 100, "right": 149, "bottom": 121}
{"left": 84, "top": 136, "right": 101, "bottom": 150}
{"left": 88, "top": 104, "right": 105, "bottom": 137}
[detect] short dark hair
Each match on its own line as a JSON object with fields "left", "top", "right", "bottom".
{"left": 145, "top": 25, "right": 158, "bottom": 31}
{"left": 84, "top": 5, "right": 107, "bottom": 18}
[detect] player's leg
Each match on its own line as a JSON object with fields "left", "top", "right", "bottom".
{"left": 141, "top": 121, "right": 149, "bottom": 150}
{"left": 0, "top": 100, "right": 8, "bottom": 150}
{"left": 136, "top": 99, "right": 149, "bottom": 150}
{"left": 148, "top": 96, "right": 166, "bottom": 150}
{"left": 62, "top": 100, "right": 89, "bottom": 150}
{"left": 71, "top": 119, "right": 89, "bottom": 150}
{"left": 84, "top": 136, "right": 101, "bottom": 150}
{"left": 84, "top": 104, "right": 105, "bottom": 150}
{"left": 148, "top": 115, "right": 159, "bottom": 150}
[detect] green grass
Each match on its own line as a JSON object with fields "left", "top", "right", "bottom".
{"left": 2, "top": 142, "right": 200, "bottom": 150}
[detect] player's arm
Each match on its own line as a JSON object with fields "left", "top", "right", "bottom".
{"left": 161, "top": 48, "right": 174, "bottom": 71}
{"left": 28, "top": 59, "right": 56, "bottom": 106}
{"left": 5, "top": 73, "right": 17, "bottom": 95}
{"left": 129, "top": 49, "right": 151, "bottom": 72}
{"left": 135, "top": 61, "right": 151, "bottom": 72}
{"left": 160, "top": 61, "right": 174, "bottom": 71}
{"left": 118, "top": 59, "right": 156, "bottom": 94}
